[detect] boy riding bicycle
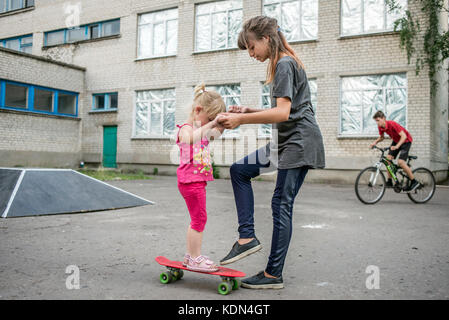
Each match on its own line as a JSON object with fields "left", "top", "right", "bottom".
{"left": 369, "top": 111, "right": 419, "bottom": 192}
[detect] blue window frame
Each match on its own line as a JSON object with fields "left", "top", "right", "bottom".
{"left": 0, "top": 0, "right": 34, "bottom": 14}
{"left": 92, "top": 92, "right": 118, "bottom": 111}
{"left": 0, "top": 34, "right": 32, "bottom": 53}
{"left": 44, "top": 19, "right": 120, "bottom": 46}
{"left": 0, "top": 79, "right": 78, "bottom": 117}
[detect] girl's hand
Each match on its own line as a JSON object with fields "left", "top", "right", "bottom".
{"left": 228, "top": 105, "right": 249, "bottom": 113}
{"left": 217, "top": 113, "right": 242, "bottom": 129}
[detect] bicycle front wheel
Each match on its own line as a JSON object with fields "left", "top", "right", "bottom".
{"left": 355, "top": 167, "right": 386, "bottom": 204}
{"left": 407, "top": 167, "right": 436, "bottom": 204}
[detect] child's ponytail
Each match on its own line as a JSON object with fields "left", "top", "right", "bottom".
{"left": 193, "top": 83, "right": 207, "bottom": 101}
{"left": 191, "top": 83, "right": 226, "bottom": 119}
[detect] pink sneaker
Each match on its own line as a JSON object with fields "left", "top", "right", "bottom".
{"left": 182, "top": 254, "right": 190, "bottom": 267}
{"left": 186, "top": 255, "right": 219, "bottom": 272}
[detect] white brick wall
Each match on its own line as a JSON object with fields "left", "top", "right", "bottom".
{"left": 0, "top": 0, "right": 447, "bottom": 179}
{"left": 0, "top": 48, "right": 84, "bottom": 167}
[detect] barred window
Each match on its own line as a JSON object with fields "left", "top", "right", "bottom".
{"left": 340, "top": 73, "right": 407, "bottom": 135}
{"left": 195, "top": 0, "right": 243, "bottom": 52}
{"left": 138, "top": 8, "right": 178, "bottom": 59}
{"left": 341, "top": 0, "right": 407, "bottom": 36}
{"left": 135, "top": 89, "right": 176, "bottom": 137}
{"left": 263, "top": 0, "right": 318, "bottom": 42}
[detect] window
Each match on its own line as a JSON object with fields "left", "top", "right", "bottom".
{"left": 34, "top": 88, "right": 53, "bottom": 112}
{"left": 0, "top": 80, "right": 78, "bottom": 117}
{"left": 340, "top": 73, "right": 407, "bottom": 136}
{"left": 45, "top": 30, "right": 65, "bottom": 46}
{"left": 195, "top": 0, "right": 243, "bottom": 52}
{"left": 89, "top": 25, "right": 99, "bottom": 39}
{"left": 341, "top": 0, "right": 407, "bottom": 36}
{"left": 206, "top": 84, "right": 241, "bottom": 138}
{"left": 0, "top": 34, "right": 32, "bottom": 53}
{"left": 134, "top": 89, "right": 176, "bottom": 137}
{"left": 4, "top": 83, "right": 27, "bottom": 109}
{"left": 263, "top": 0, "right": 318, "bottom": 41}
{"left": 67, "top": 27, "right": 86, "bottom": 43}
{"left": 10, "top": 0, "right": 21, "bottom": 10}
{"left": 259, "top": 84, "right": 272, "bottom": 137}
{"left": 0, "top": 0, "right": 33, "bottom": 14}
{"left": 57, "top": 93, "right": 76, "bottom": 115}
{"left": 102, "top": 20, "right": 120, "bottom": 37}
{"left": 44, "top": 19, "right": 120, "bottom": 46}
{"left": 92, "top": 92, "right": 118, "bottom": 111}
{"left": 259, "top": 79, "right": 317, "bottom": 137}
{"left": 138, "top": 8, "right": 178, "bottom": 59}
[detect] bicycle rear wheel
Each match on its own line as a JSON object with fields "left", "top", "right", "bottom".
{"left": 355, "top": 167, "right": 386, "bottom": 204}
{"left": 407, "top": 167, "right": 436, "bottom": 204}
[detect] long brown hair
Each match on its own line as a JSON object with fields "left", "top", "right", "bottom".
{"left": 237, "top": 16, "right": 304, "bottom": 84}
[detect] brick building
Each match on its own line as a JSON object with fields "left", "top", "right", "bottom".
{"left": 0, "top": 0, "right": 447, "bottom": 182}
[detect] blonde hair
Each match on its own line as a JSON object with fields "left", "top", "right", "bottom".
{"left": 238, "top": 16, "right": 304, "bottom": 84}
{"left": 192, "top": 83, "right": 226, "bottom": 119}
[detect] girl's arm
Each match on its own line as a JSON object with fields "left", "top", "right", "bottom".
{"left": 218, "top": 98, "right": 291, "bottom": 128}
{"left": 178, "top": 119, "right": 223, "bottom": 144}
{"left": 208, "top": 124, "right": 225, "bottom": 141}
{"left": 228, "top": 105, "right": 265, "bottom": 114}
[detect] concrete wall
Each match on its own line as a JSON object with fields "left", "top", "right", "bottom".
{"left": 0, "top": 47, "right": 85, "bottom": 168}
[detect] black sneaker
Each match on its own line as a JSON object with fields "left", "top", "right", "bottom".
{"left": 385, "top": 180, "right": 393, "bottom": 188}
{"left": 241, "top": 271, "right": 284, "bottom": 289}
{"left": 220, "top": 238, "right": 262, "bottom": 265}
{"left": 405, "top": 179, "right": 420, "bottom": 192}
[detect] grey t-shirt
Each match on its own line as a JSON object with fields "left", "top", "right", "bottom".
{"left": 268, "top": 56, "right": 325, "bottom": 170}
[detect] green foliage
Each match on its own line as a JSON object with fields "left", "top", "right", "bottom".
{"left": 386, "top": 0, "right": 449, "bottom": 96}
{"left": 212, "top": 161, "right": 220, "bottom": 179}
{"left": 78, "top": 169, "right": 153, "bottom": 181}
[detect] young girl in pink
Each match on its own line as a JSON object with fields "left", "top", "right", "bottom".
{"left": 176, "top": 83, "right": 226, "bottom": 272}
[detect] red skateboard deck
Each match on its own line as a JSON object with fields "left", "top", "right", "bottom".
{"left": 155, "top": 256, "right": 245, "bottom": 295}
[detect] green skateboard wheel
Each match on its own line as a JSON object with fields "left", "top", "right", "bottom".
{"left": 231, "top": 278, "right": 240, "bottom": 290}
{"left": 160, "top": 272, "right": 172, "bottom": 284}
{"left": 218, "top": 281, "right": 231, "bottom": 295}
{"left": 172, "top": 269, "right": 184, "bottom": 280}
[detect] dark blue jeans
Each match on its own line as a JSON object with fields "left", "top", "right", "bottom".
{"left": 230, "top": 147, "right": 308, "bottom": 277}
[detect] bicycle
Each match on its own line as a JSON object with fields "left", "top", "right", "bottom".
{"left": 355, "top": 146, "right": 436, "bottom": 204}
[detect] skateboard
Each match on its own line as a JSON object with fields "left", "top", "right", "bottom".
{"left": 155, "top": 256, "right": 246, "bottom": 295}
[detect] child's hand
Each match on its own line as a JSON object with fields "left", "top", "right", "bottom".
{"left": 217, "top": 113, "right": 241, "bottom": 129}
{"left": 215, "top": 113, "right": 226, "bottom": 125}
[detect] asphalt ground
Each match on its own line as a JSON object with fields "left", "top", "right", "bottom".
{"left": 1, "top": 175, "right": 448, "bottom": 300}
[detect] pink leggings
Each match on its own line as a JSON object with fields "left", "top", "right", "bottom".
{"left": 178, "top": 181, "right": 207, "bottom": 232}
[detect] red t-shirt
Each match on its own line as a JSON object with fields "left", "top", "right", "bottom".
{"left": 378, "top": 120, "right": 412, "bottom": 143}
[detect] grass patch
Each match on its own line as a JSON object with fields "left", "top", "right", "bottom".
{"left": 77, "top": 169, "right": 154, "bottom": 181}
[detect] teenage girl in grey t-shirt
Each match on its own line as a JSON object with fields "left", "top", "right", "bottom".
{"left": 217, "top": 16, "right": 325, "bottom": 289}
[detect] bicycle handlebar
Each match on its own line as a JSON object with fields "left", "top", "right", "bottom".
{"left": 371, "top": 145, "right": 390, "bottom": 152}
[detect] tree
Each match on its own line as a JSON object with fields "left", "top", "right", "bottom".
{"left": 386, "top": 0, "right": 449, "bottom": 96}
